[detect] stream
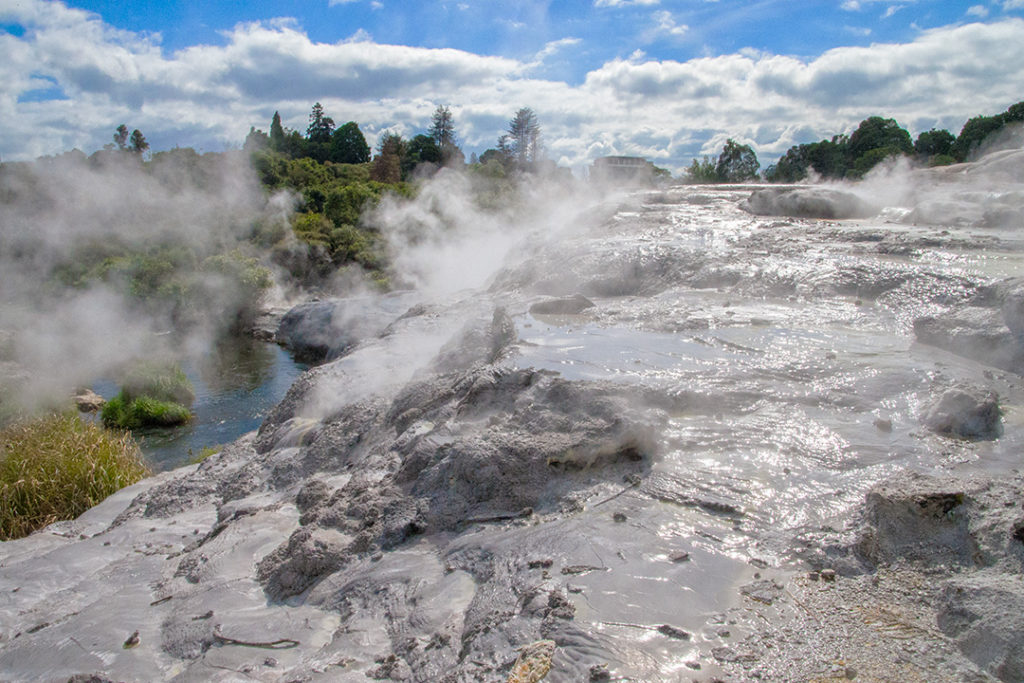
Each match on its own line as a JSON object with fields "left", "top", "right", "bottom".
{"left": 92, "top": 336, "right": 306, "bottom": 471}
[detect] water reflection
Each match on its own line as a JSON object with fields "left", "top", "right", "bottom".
{"left": 197, "top": 334, "right": 277, "bottom": 393}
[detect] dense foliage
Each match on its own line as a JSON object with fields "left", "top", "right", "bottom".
{"left": 0, "top": 413, "right": 150, "bottom": 539}
{"left": 760, "top": 100, "right": 1023, "bottom": 183}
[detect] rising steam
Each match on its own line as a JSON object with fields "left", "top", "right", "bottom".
{"left": 0, "top": 150, "right": 289, "bottom": 411}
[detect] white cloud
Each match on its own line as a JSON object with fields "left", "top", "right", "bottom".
{"left": 344, "top": 28, "right": 373, "bottom": 42}
{"left": 845, "top": 25, "right": 872, "bottom": 36}
{"left": 2, "top": 1, "right": 1023, "bottom": 173}
{"left": 882, "top": 5, "right": 904, "bottom": 18}
{"left": 651, "top": 10, "right": 689, "bottom": 37}
{"left": 1004, "top": 0, "right": 1024, "bottom": 8}
{"left": 533, "top": 37, "right": 582, "bottom": 62}
{"left": 966, "top": 4, "right": 989, "bottom": 17}
{"left": 594, "top": 0, "right": 660, "bottom": 7}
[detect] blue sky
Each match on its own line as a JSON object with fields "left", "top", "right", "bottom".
{"left": 1, "top": 0, "right": 1022, "bottom": 171}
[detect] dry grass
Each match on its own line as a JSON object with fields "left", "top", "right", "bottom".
{"left": 0, "top": 413, "right": 150, "bottom": 540}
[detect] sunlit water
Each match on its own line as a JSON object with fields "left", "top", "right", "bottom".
{"left": 92, "top": 337, "right": 306, "bottom": 471}
{"left": 495, "top": 186, "right": 1024, "bottom": 677}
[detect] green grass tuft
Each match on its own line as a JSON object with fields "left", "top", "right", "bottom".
{"left": 102, "top": 394, "right": 192, "bottom": 429}
{"left": 1, "top": 413, "right": 151, "bottom": 540}
{"left": 101, "top": 362, "right": 194, "bottom": 429}
{"left": 121, "top": 362, "right": 195, "bottom": 406}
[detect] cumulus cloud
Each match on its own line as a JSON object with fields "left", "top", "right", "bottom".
{"left": 1, "top": 0, "right": 1022, "bottom": 173}
{"left": 966, "top": 5, "right": 989, "bottom": 17}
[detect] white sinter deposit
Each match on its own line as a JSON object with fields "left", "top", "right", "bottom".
{"left": 3, "top": 151, "right": 1024, "bottom": 682}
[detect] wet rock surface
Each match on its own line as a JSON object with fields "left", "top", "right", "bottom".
{"left": 4, "top": 154, "right": 1024, "bottom": 681}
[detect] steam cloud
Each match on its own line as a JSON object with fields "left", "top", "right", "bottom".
{"left": 0, "top": 151, "right": 289, "bottom": 411}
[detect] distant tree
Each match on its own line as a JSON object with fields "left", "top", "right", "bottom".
{"left": 244, "top": 127, "right": 269, "bottom": 153}
{"left": 429, "top": 105, "right": 463, "bottom": 165}
{"left": 913, "top": 128, "right": 955, "bottom": 158}
{"left": 270, "top": 111, "right": 285, "bottom": 150}
{"left": 806, "top": 136, "right": 850, "bottom": 178}
{"left": 129, "top": 129, "right": 149, "bottom": 155}
{"left": 505, "top": 107, "right": 541, "bottom": 170}
{"left": 847, "top": 116, "right": 912, "bottom": 163}
{"left": 765, "top": 146, "right": 808, "bottom": 183}
{"left": 370, "top": 131, "right": 405, "bottom": 183}
{"left": 113, "top": 124, "right": 129, "bottom": 151}
{"left": 399, "top": 134, "right": 442, "bottom": 178}
{"left": 469, "top": 151, "right": 479, "bottom": 165}
{"left": 715, "top": 139, "right": 759, "bottom": 182}
{"left": 281, "top": 130, "right": 306, "bottom": 159}
{"left": 429, "top": 105, "right": 456, "bottom": 149}
{"left": 329, "top": 122, "right": 371, "bottom": 164}
{"left": 685, "top": 156, "right": 718, "bottom": 183}
{"left": 376, "top": 131, "right": 406, "bottom": 158}
{"left": 1004, "top": 100, "right": 1024, "bottom": 123}
{"left": 851, "top": 146, "right": 900, "bottom": 177}
{"left": 306, "top": 102, "right": 335, "bottom": 144}
{"left": 952, "top": 114, "right": 1005, "bottom": 161}
{"left": 479, "top": 148, "right": 508, "bottom": 166}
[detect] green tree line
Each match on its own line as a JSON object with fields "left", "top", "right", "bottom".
{"left": 685, "top": 100, "right": 1023, "bottom": 184}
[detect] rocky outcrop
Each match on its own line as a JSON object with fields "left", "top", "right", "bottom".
{"left": 275, "top": 293, "right": 416, "bottom": 362}
{"left": 849, "top": 471, "right": 1024, "bottom": 682}
{"left": 741, "top": 187, "right": 877, "bottom": 219}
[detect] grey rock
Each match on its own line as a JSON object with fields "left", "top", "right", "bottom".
{"left": 858, "top": 472, "right": 976, "bottom": 567}
{"left": 276, "top": 294, "right": 415, "bottom": 363}
{"left": 938, "top": 573, "right": 1024, "bottom": 682}
{"left": 529, "top": 294, "right": 596, "bottom": 315}
{"left": 914, "top": 306, "right": 1024, "bottom": 374}
{"left": 741, "top": 188, "right": 877, "bottom": 219}
{"left": 923, "top": 386, "right": 1002, "bottom": 440}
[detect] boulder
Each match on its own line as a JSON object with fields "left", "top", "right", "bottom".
{"left": 275, "top": 294, "right": 416, "bottom": 363}
{"left": 529, "top": 294, "right": 596, "bottom": 316}
{"left": 857, "top": 472, "right": 977, "bottom": 567}
{"left": 73, "top": 389, "right": 105, "bottom": 413}
{"left": 923, "top": 386, "right": 1003, "bottom": 440}
{"left": 741, "top": 188, "right": 877, "bottom": 219}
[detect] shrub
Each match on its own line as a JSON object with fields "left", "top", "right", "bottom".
{"left": 0, "top": 413, "right": 150, "bottom": 539}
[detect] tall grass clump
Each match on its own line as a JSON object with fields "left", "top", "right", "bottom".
{"left": 1, "top": 413, "right": 150, "bottom": 540}
{"left": 102, "top": 362, "right": 194, "bottom": 429}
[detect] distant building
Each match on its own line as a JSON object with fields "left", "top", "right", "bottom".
{"left": 591, "top": 155, "right": 655, "bottom": 185}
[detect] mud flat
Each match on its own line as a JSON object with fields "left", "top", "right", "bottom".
{"left": 3, "top": 152, "right": 1024, "bottom": 681}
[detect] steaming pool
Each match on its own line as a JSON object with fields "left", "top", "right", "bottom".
{"left": 91, "top": 337, "right": 307, "bottom": 470}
